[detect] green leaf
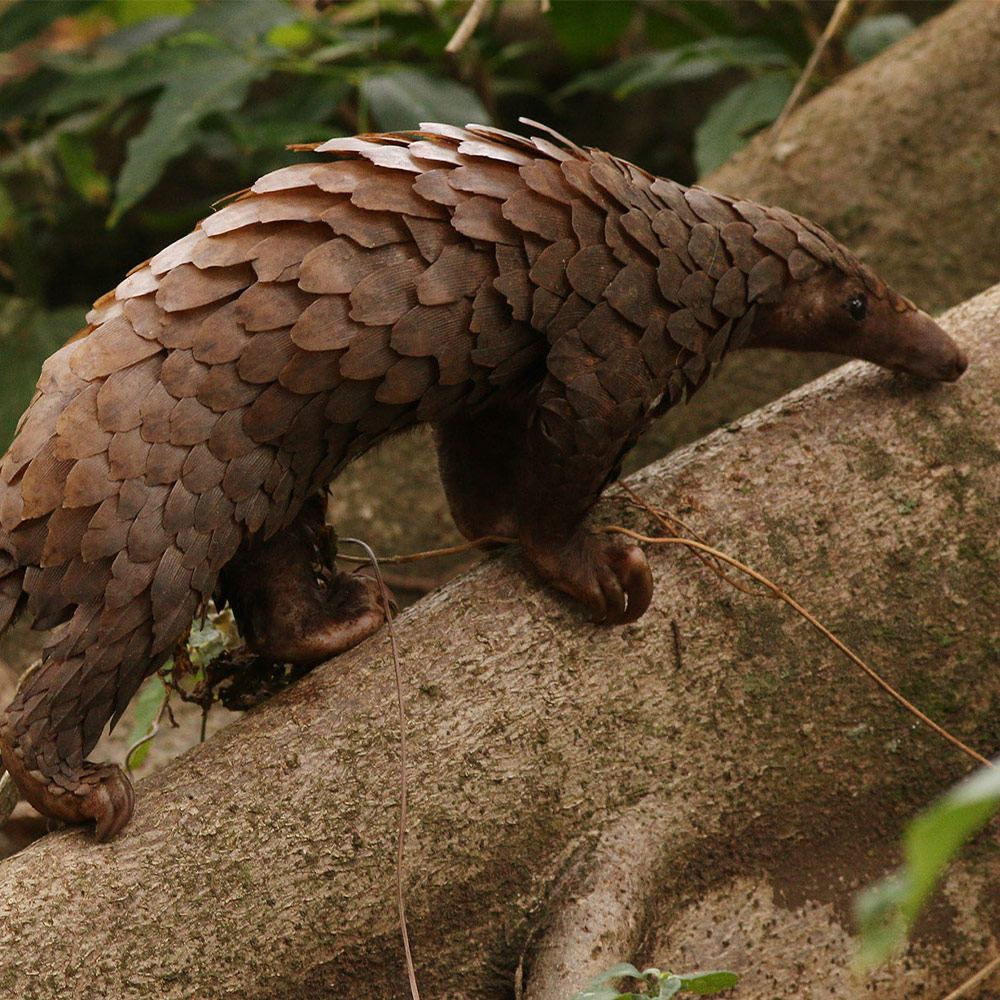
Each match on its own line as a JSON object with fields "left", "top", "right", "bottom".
{"left": 629, "top": 37, "right": 791, "bottom": 95}
{"left": 903, "top": 767, "right": 1000, "bottom": 910}
{"left": 593, "top": 963, "right": 644, "bottom": 983}
{"left": 569, "top": 987, "right": 621, "bottom": 1000}
{"left": 266, "top": 20, "right": 315, "bottom": 52}
{"left": 558, "top": 54, "right": 659, "bottom": 99}
{"left": 658, "top": 974, "right": 683, "bottom": 999}
{"left": 562, "top": 37, "right": 790, "bottom": 99}
{"left": 855, "top": 762, "right": 1000, "bottom": 967}
{"left": 361, "top": 69, "right": 489, "bottom": 132}
{"left": 225, "top": 74, "right": 348, "bottom": 146}
{"left": 845, "top": 14, "right": 915, "bottom": 65}
{"left": 187, "top": 610, "right": 237, "bottom": 666}
{"left": 570, "top": 963, "right": 644, "bottom": 1000}
{"left": 670, "top": 0, "right": 738, "bottom": 36}
{"left": 109, "top": 48, "right": 268, "bottom": 224}
{"left": 547, "top": 0, "right": 635, "bottom": 60}
{"left": 694, "top": 74, "right": 793, "bottom": 177}
{"left": 853, "top": 870, "right": 909, "bottom": 970}
{"left": 41, "top": 46, "right": 194, "bottom": 116}
{"left": 227, "top": 116, "right": 339, "bottom": 153}
{"left": 108, "top": 0, "right": 195, "bottom": 27}
{"left": 56, "top": 132, "right": 111, "bottom": 204}
{"left": 102, "top": 14, "right": 191, "bottom": 55}
{"left": 181, "top": 0, "right": 298, "bottom": 46}
{"left": 676, "top": 969, "right": 740, "bottom": 994}
{"left": 125, "top": 674, "right": 168, "bottom": 770}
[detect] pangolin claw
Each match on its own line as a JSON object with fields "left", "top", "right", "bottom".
{"left": 85, "top": 765, "right": 136, "bottom": 842}
{"left": 528, "top": 531, "right": 653, "bottom": 627}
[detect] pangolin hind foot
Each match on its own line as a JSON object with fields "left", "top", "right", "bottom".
{"left": 217, "top": 496, "right": 393, "bottom": 665}
{"left": 0, "top": 120, "right": 966, "bottom": 838}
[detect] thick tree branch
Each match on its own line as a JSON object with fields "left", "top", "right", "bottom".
{"left": 0, "top": 281, "right": 997, "bottom": 999}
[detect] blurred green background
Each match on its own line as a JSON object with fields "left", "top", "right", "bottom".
{"left": 0, "top": 0, "right": 944, "bottom": 448}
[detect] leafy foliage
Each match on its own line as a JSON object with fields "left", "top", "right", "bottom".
{"left": 694, "top": 74, "right": 792, "bottom": 176}
{"left": 844, "top": 13, "right": 916, "bottom": 65}
{"left": 360, "top": 68, "right": 488, "bottom": 134}
{"left": 125, "top": 602, "right": 240, "bottom": 769}
{"left": 855, "top": 761, "right": 1000, "bottom": 968}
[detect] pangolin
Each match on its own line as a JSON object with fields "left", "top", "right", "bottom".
{"left": 0, "top": 120, "right": 967, "bottom": 840}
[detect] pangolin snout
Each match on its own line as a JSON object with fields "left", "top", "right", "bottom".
{"left": 948, "top": 346, "right": 969, "bottom": 381}
{"left": 896, "top": 311, "right": 968, "bottom": 382}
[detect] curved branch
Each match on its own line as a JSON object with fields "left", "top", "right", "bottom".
{"left": 0, "top": 279, "right": 997, "bottom": 999}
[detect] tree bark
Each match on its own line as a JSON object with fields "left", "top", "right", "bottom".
{"left": 0, "top": 275, "right": 997, "bottom": 998}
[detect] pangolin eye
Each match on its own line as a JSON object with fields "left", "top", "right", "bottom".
{"left": 846, "top": 294, "right": 868, "bottom": 321}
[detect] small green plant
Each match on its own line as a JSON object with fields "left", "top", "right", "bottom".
{"left": 125, "top": 602, "right": 241, "bottom": 767}
{"left": 570, "top": 962, "right": 738, "bottom": 1000}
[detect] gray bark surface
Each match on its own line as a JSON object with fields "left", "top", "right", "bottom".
{"left": 0, "top": 280, "right": 997, "bottom": 999}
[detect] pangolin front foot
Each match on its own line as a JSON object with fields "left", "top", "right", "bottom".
{"left": 523, "top": 530, "right": 653, "bottom": 625}
{"left": 0, "top": 732, "right": 134, "bottom": 841}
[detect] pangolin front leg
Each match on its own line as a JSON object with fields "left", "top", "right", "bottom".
{"left": 216, "top": 495, "right": 391, "bottom": 665}
{"left": 440, "top": 373, "right": 654, "bottom": 624}
{"left": 439, "top": 379, "right": 653, "bottom": 622}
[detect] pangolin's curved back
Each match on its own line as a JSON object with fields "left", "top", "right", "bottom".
{"left": 0, "top": 123, "right": 613, "bottom": 747}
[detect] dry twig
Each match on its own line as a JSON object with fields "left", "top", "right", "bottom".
{"left": 770, "top": 0, "right": 856, "bottom": 141}
{"left": 446, "top": 0, "right": 550, "bottom": 54}
{"left": 938, "top": 953, "right": 1000, "bottom": 1000}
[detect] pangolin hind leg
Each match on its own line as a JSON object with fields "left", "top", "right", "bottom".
{"left": 215, "top": 495, "right": 391, "bottom": 665}
{"left": 0, "top": 713, "right": 134, "bottom": 842}
{"left": 0, "top": 591, "right": 195, "bottom": 841}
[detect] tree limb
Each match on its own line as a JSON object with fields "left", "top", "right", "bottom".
{"left": 0, "top": 279, "right": 997, "bottom": 999}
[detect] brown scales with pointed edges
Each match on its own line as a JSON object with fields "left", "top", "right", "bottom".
{"left": 0, "top": 120, "right": 967, "bottom": 840}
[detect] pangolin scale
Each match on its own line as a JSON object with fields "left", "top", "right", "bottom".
{"left": 0, "top": 120, "right": 966, "bottom": 839}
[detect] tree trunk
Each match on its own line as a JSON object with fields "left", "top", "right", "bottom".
{"left": 0, "top": 274, "right": 997, "bottom": 998}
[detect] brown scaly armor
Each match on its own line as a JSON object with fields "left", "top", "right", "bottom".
{"left": 0, "top": 120, "right": 966, "bottom": 839}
